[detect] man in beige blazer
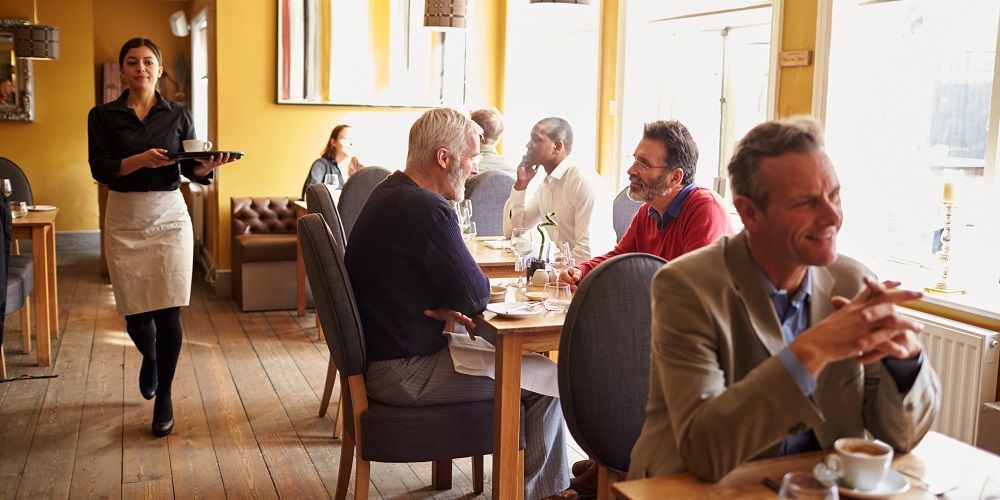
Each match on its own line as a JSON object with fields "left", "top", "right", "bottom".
{"left": 628, "top": 117, "right": 941, "bottom": 481}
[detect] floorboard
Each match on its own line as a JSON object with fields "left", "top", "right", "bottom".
{"left": 0, "top": 243, "right": 592, "bottom": 500}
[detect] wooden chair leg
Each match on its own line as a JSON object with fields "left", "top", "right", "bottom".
{"left": 20, "top": 296, "right": 31, "bottom": 354}
{"left": 319, "top": 357, "right": 337, "bottom": 416}
{"left": 597, "top": 464, "right": 623, "bottom": 500}
{"left": 431, "top": 460, "right": 453, "bottom": 490}
{"left": 1, "top": 341, "right": 7, "bottom": 379}
{"left": 335, "top": 432, "right": 355, "bottom": 500}
{"left": 354, "top": 454, "right": 371, "bottom": 500}
{"left": 334, "top": 398, "right": 343, "bottom": 439}
{"left": 472, "top": 455, "right": 484, "bottom": 494}
{"left": 316, "top": 319, "right": 324, "bottom": 340}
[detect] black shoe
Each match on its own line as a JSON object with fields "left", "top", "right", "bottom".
{"left": 151, "top": 394, "right": 173, "bottom": 437}
{"left": 151, "top": 418, "right": 174, "bottom": 437}
{"left": 139, "top": 356, "right": 157, "bottom": 400}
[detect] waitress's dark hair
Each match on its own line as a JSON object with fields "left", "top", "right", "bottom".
{"left": 118, "top": 38, "right": 162, "bottom": 68}
{"left": 322, "top": 124, "right": 351, "bottom": 160}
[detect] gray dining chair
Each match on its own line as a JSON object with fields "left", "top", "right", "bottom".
{"left": 612, "top": 187, "right": 642, "bottom": 242}
{"left": 0, "top": 158, "right": 35, "bottom": 353}
{"left": 558, "top": 253, "right": 666, "bottom": 499}
{"left": 338, "top": 166, "right": 391, "bottom": 239}
{"left": 465, "top": 169, "right": 515, "bottom": 236}
{"left": 2, "top": 272, "right": 27, "bottom": 379}
{"left": 0, "top": 157, "right": 34, "bottom": 205}
{"left": 304, "top": 182, "right": 345, "bottom": 437}
{"left": 299, "top": 213, "right": 524, "bottom": 500}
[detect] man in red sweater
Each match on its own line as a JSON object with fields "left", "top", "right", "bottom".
{"left": 559, "top": 120, "right": 733, "bottom": 289}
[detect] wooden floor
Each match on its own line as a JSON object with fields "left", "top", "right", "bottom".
{"left": 0, "top": 245, "right": 583, "bottom": 499}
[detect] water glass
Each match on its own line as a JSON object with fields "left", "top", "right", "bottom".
{"left": 511, "top": 227, "right": 533, "bottom": 274}
{"left": 777, "top": 472, "right": 838, "bottom": 500}
{"left": 542, "top": 282, "right": 571, "bottom": 312}
{"left": 323, "top": 173, "right": 339, "bottom": 187}
{"left": 544, "top": 241, "right": 574, "bottom": 280}
{"left": 9, "top": 201, "right": 27, "bottom": 219}
{"left": 1, "top": 179, "right": 11, "bottom": 198}
{"left": 463, "top": 221, "right": 477, "bottom": 241}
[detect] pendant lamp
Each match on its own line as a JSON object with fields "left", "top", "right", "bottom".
{"left": 424, "top": 0, "right": 467, "bottom": 29}
{"left": 12, "top": 0, "right": 59, "bottom": 60}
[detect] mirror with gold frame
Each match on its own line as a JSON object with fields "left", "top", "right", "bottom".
{"left": 0, "top": 19, "right": 34, "bottom": 122}
{"left": 277, "top": 0, "right": 467, "bottom": 107}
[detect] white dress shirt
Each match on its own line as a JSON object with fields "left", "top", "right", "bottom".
{"left": 502, "top": 154, "right": 616, "bottom": 262}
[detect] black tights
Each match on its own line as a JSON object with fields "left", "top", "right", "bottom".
{"left": 125, "top": 307, "right": 182, "bottom": 420}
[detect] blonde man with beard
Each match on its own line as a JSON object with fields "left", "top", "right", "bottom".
{"left": 559, "top": 120, "right": 732, "bottom": 289}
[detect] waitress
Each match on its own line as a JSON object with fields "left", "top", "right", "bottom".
{"left": 88, "top": 38, "right": 236, "bottom": 437}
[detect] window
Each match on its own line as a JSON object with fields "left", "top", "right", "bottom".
{"left": 503, "top": 1, "right": 602, "bottom": 167}
{"left": 617, "top": 1, "right": 776, "bottom": 195}
{"left": 822, "top": 0, "right": 1000, "bottom": 312}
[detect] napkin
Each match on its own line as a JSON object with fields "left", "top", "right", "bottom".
{"left": 485, "top": 240, "right": 511, "bottom": 250}
{"left": 446, "top": 332, "right": 559, "bottom": 398}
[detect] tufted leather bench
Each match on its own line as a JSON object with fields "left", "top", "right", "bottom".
{"left": 231, "top": 197, "right": 312, "bottom": 311}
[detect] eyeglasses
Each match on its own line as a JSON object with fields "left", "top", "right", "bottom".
{"left": 626, "top": 154, "right": 669, "bottom": 171}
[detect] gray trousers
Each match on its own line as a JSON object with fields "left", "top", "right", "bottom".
{"left": 367, "top": 347, "right": 570, "bottom": 499}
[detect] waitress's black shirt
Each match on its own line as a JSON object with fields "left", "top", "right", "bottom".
{"left": 88, "top": 90, "right": 212, "bottom": 192}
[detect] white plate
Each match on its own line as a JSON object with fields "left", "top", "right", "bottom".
{"left": 837, "top": 469, "right": 910, "bottom": 499}
{"left": 486, "top": 301, "right": 544, "bottom": 319}
{"left": 28, "top": 205, "right": 56, "bottom": 211}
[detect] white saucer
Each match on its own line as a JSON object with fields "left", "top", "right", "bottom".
{"left": 486, "top": 301, "right": 543, "bottom": 319}
{"left": 837, "top": 469, "right": 910, "bottom": 499}
{"left": 28, "top": 205, "right": 56, "bottom": 211}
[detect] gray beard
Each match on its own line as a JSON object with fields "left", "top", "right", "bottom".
{"left": 448, "top": 163, "right": 466, "bottom": 202}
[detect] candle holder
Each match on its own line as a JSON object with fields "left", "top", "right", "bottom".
{"left": 924, "top": 201, "right": 966, "bottom": 295}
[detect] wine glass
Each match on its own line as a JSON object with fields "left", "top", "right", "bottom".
{"left": 510, "top": 227, "right": 533, "bottom": 284}
{"left": 1, "top": 179, "right": 12, "bottom": 199}
{"left": 777, "top": 472, "right": 838, "bottom": 500}
{"left": 544, "top": 241, "right": 574, "bottom": 283}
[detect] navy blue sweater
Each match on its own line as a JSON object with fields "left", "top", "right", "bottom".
{"left": 345, "top": 171, "right": 490, "bottom": 361}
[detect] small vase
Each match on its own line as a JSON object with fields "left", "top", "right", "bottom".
{"left": 525, "top": 257, "right": 547, "bottom": 282}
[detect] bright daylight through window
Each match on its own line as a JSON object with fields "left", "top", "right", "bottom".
{"left": 618, "top": 0, "right": 774, "bottom": 197}
{"left": 824, "top": 0, "right": 1000, "bottom": 314}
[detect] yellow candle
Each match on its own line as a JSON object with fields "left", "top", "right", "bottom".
{"left": 943, "top": 181, "right": 954, "bottom": 203}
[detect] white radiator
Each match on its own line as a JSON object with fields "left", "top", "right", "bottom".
{"left": 900, "top": 307, "right": 1000, "bottom": 445}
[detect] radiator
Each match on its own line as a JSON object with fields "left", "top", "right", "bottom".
{"left": 900, "top": 307, "right": 1000, "bottom": 445}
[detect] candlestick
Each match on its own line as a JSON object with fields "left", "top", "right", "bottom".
{"left": 942, "top": 181, "right": 954, "bottom": 203}
{"left": 924, "top": 201, "right": 965, "bottom": 295}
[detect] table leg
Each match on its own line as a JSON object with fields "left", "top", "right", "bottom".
{"left": 31, "top": 226, "right": 50, "bottom": 367}
{"left": 47, "top": 223, "right": 58, "bottom": 339}
{"left": 296, "top": 231, "right": 306, "bottom": 317}
{"left": 493, "top": 334, "right": 524, "bottom": 500}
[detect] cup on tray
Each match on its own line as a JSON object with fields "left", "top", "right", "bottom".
{"left": 182, "top": 139, "right": 213, "bottom": 152}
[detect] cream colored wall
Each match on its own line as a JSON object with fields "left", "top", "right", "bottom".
{"left": 0, "top": 0, "right": 96, "bottom": 231}
{"left": 210, "top": 0, "right": 504, "bottom": 270}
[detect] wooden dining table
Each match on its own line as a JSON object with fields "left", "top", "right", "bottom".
{"left": 474, "top": 298, "right": 565, "bottom": 500}
{"left": 468, "top": 238, "right": 520, "bottom": 279}
{"left": 613, "top": 431, "right": 1000, "bottom": 499}
{"left": 12, "top": 207, "right": 60, "bottom": 367}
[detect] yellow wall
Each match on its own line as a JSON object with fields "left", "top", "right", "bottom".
{"left": 93, "top": 0, "right": 191, "bottom": 104}
{"left": 211, "top": 0, "right": 504, "bottom": 270}
{"left": 0, "top": 0, "right": 95, "bottom": 231}
{"left": 777, "top": 0, "right": 818, "bottom": 117}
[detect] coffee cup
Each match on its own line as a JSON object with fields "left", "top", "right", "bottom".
{"left": 813, "top": 438, "right": 893, "bottom": 490}
{"left": 182, "top": 139, "right": 213, "bottom": 152}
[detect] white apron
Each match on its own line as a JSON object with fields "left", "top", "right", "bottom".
{"left": 104, "top": 189, "right": 193, "bottom": 316}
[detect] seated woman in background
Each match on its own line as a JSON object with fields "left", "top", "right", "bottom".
{"left": 301, "top": 124, "right": 363, "bottom": 198}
